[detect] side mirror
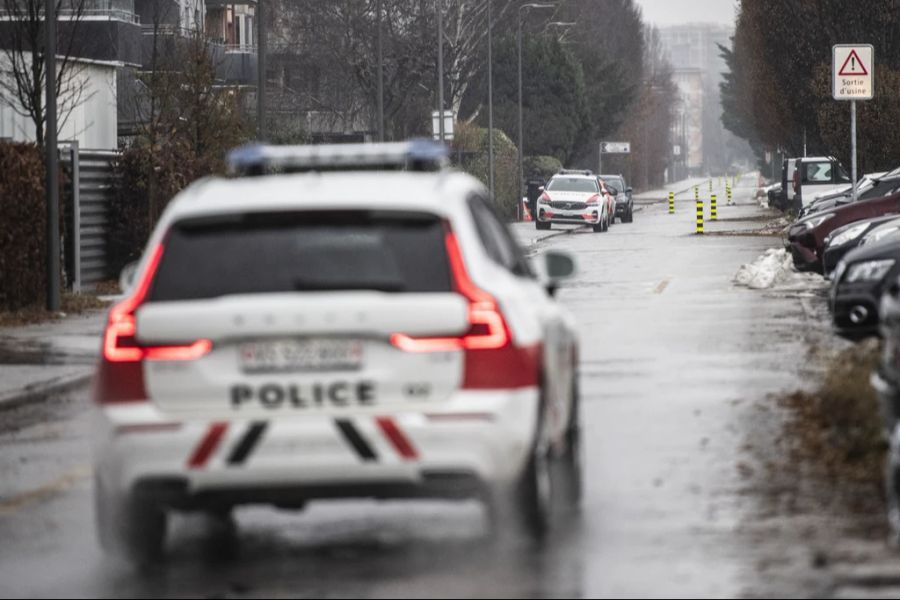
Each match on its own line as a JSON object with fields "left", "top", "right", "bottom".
{"left": 609, "top": 188, "right": 619, "bottom": 197}
{"left": 538, "top": 186, "right": 545, "bottom": 192}
{"left": 626, "top": 187, "right": 633, "bottom": 194}
{"left": 119, "top": 261, "right": 139, "bottom": 295}
{"left": 543, "top": 251, "right": 576, "bottom": 296}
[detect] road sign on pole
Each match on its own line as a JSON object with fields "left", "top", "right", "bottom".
{"left": 833, "top": 44, "right": 874, "bottom": 204}
{"left": 600, "top": 142, "right": 631, "bottom": 155}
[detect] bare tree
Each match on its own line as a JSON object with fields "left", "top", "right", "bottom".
{"left": 0, "top": 0, "right": 89, "bottom": 149}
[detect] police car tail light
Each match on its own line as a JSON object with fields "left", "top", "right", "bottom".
{"left": 97, "top": 242, "right": 212, "bottom": 404}
{"left": 391, "top": 231, "right": 539, "bottom": 389}
{"left": 585, "top": 194, "right": 600, "bottom": 206}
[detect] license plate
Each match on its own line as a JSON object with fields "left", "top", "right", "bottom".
{"left": 239, "top": 339, "right": 364, "bottom": 373}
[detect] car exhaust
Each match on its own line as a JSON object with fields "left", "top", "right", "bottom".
{"left": 849, "top": 305, "right": 869, "bottom": 324}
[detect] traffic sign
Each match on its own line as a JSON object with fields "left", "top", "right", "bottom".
{"left": 833, "top": 44, "right": 873, "bottom": 100}
{"left": 600, "top": 142, "right": 630, "bottom": 154}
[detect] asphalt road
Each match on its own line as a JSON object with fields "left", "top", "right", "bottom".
{"left": 0, "top": 177, "right": 814, "bottom": 598}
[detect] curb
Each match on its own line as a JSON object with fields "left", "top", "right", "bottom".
{"left": 0, "top": 370, "right": 93, "bottom": 411}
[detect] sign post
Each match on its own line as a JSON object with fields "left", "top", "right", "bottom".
{"left": 833, "top": 44, "right": 874, "bottom": 203}
{"left": 599, "top": 141, "right": 630, "bottom": 174}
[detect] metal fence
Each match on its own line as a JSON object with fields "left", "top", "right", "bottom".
{"left": 60, "top": 143, "right": 120, "bottom": 291}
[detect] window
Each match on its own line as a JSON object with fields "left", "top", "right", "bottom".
{"left": 804, "top": 162, "right": 833, "bottom": 183}
{"left": 546, "top": 177, "right": 599, "bottom": 193}
{"left": 149, "top": 211, "right": 452, "bottom": 301}
{"left": 468, "top": 197, "right": 534, "bottom": 279}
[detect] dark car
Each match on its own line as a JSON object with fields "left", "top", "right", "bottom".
{"left": 830, "top": 234, "right": 900, "bottom": 339}
{"left": 821, "top": 215, "right": 900, "bottom": 276}
{"left": 870, "top": 275, "right": 900, "bottom": 545}
{"left": 600, "top": 174, "right": 633, "bottom": 223}
{"left": 785, "top": 181, "right": 900, "bottom": 273}
{"left": 800, "top": 168, "right": 899, "bottom": 219}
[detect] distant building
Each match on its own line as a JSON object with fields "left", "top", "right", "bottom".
{"left": 659, "top": 23, "right": 742, "bottom": 175}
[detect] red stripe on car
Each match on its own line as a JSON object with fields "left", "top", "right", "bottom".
{"left": 375, "top": 417, "right": 418, "bottom": 460}
{"left": 187, "top": 422, "right": 229, "bottom": 469}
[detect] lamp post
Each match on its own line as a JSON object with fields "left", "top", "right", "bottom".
{"left": 487, "top": 0, "right": 493, "bottom": 198}
{"left": 437, "top": 0, "right": 445, "bottom": 143}
{"left": 517, "top": 3, "right": 555, "bottom": 220}
{"left": 45, "top": 0, "right": 60, "bottom": 311}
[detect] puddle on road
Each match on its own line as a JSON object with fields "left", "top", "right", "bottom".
{"left": 0, "top": 340, "right": 90, "bottom": 366}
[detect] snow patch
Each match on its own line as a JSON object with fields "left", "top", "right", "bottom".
{"left": 734, "top": 248, "right": 814, "bottom": 289}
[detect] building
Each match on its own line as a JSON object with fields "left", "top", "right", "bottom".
{"left": 0, "top": 0, "right": 257, "bottom": 147}
{"left": 659, "top": 23, "right": 740, "bottom": 175}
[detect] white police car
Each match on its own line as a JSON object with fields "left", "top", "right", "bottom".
{"left": 535, "top": 170, "right": 612, "bottom": 232}
{"left": 93, "top": 141, "right": 582, "bottom": 564}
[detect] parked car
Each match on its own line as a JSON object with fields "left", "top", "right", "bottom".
{"left": 792, "top": 156, "right": 851, "bottom": 210}
{"left": 766, "top": 183, "right": 787, "bottom": 211}
{"left": 798, "top": 171, "right": 888, "bottom": 218}
{"left": 782, "top": 157, "right": 799, "bottom": 212}
{"left": 830, "top": 234, "right": 900, "bottom": 339}
{"left": 599, "top": 174, "right": 633, "bottom": 223}
{"left": 784, "top": 187, "right": 900, "bottom": 273}
{"left": 870, "top": 276, "right": 900, "bottom": 545}
{"left": 536, "top": 169, "right": 611, "bottom": 232}
{"left": 822, "top": 214, "right": 900, "bottom": 277}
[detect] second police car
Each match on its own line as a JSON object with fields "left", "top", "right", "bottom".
{"left": 535, "top": 169, "right": 614, "bottom": 232}
{"left": 92, "top": 141, "right": 583, "bottom": 564}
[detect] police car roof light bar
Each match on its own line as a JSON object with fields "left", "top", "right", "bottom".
{"left": 227, "top": 139, "right": 450, "bottom": 176}
{"left": 558, "top": 169, "right": 593, "bottom": 176}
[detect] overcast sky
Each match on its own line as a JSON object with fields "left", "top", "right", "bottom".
{"left": 635, "top": 0, "right": 738, "bottom": 28}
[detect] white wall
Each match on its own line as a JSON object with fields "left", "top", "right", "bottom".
{"left": 0, "top": 54, "right": 118, "bottom": 150}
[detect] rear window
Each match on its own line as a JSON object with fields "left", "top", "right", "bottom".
{"left": 602, "top": 177, "right": 625, "bottom": 192}
{"left": 546, "top": 177, "right": 599, "bottom": 193}
{"left": 148, "top": 211, "right": 452, "bottom": 302}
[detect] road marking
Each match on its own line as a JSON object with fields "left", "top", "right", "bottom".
{"left": 0, "top": 464, "right": 92, "bottom": 516}
{"left": 655, "top": 279, "right": 671, "bottom": 294}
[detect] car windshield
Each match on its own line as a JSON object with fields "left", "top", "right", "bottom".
{"left": 547, "top": 177, "right": 599, "bottom": 193}
{"left": 601, "top": 177, "right": 625, "bottom": 192}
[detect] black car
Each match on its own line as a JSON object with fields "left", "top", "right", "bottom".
{"left": 822, "top": 215, "right": 900, "bottom": 276}
{"left": 830, "top": 234, "right": 900, "bottom": 339}
{"left": 872, "top": 275, "right": 900, "bottom": 545}
{"left": 600, "top": 174, "right": 633, "bottom": 223}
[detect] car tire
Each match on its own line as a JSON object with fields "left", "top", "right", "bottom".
{"left": 559, "top": 378, "right": 583, "bottom": 509}
{"left": 625, "top": 208, "right": 634, "bottom": 223}
{"left": 536, "top": 220, "right": 551, "bottom": 231}
{"left": 602, "top": 214, "right": 610, "bottom": 232}
{"left": 592, "top": 223, "right": 603, "bottom": 233}
{"left": 95, "top": 476, "right": 167, "bottom": 566}
{"left": 889, "top": 459, "right": 900, "bottom": 549}
{"left": 515, "top": 400, "right": 552, "bottom": 542}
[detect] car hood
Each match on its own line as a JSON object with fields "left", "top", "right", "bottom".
{"left": 842, "top": 234, "right": 900, "bottom": 265}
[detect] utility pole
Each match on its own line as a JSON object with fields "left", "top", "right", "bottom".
{"left": 487, "top": 0, "right": 494, "bottom": 198}
{"left": 45, "top": 0, "right": 60, "bottom": 311}
{"left": 257, "top": 0, "right": 266, "bottom": 140}
{"left": 377, "top": 0, "right": 384, "bottom": 141}
{"left": 437, "top": 0, "right": 444, "bottom": 143}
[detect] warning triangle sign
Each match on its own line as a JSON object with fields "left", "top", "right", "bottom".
{"left": 839, "top": 49, "right": 868, "bottom": 76}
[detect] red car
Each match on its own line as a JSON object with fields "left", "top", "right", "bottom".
{"left": 785, "top": 186, "right": 900, "bottom": 273}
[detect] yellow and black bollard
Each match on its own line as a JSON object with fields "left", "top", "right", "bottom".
{"left": 711, "top": 193, "right": 718, "bottom": 220}
{"left": 668, "top": 191, "right": 675, "bottom": 214}
{"left": 694, "top": 186, "right": 699, "bottom": 201}
{"left": 727, "top": 186, "right": 733, "bottom": 206}
{"left": 708, "top": 179, "right": 712, "bottom": 193}
{"left": 696, "top": 198, "right": 704, "bottom": 234}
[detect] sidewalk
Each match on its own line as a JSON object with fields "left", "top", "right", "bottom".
{"left": 0, "top": 309, "right": 106, "bottom": 408}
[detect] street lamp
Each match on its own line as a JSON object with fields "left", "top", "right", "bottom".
{"left": 517, "top": 2, "right": 555, "bottom": 220}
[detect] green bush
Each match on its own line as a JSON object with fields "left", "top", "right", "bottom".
{"left": 453, "top": 122, "right": 519, "bottom": 219}
{"left": 0, "top": 142, "right": 49, "bottom": 311}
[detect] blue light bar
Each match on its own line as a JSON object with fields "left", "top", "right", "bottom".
{"left": 227, "top": 139, "right": 450, "bottom": 175}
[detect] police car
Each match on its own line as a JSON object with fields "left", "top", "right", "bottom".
{"left": 93, "top": 141, "right": 582, "bottom": 564}
{"left": 535, "top": 169, "right": 612, "bottom": 232}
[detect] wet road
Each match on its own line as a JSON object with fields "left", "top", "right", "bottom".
{"left": 0, "top": 178, "right": 813, "bottom": 597}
